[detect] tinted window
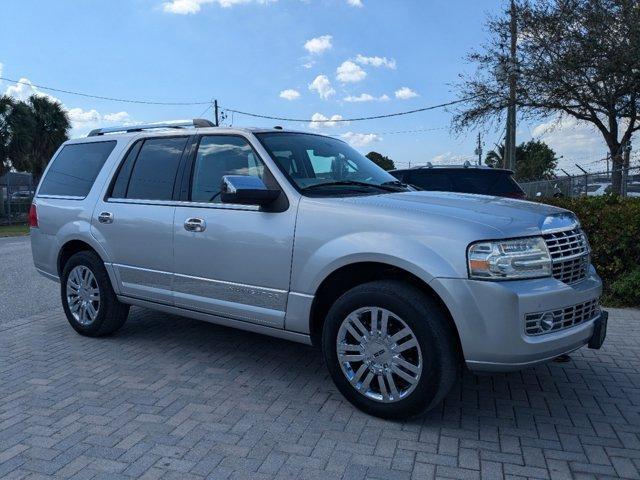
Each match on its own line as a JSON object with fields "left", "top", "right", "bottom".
{"left": 407, "top": 169, "right": 523, "bottom": 196}
{"left": 39, "top": 141, "right": 116, "bottom": 197}
{"left": 126, "top": 137, "right": 188, "bottom": 200}
{"left": 451, "top": 171, "right": 523, "bottom": 196}
{"left": 191, "top": 136, "right": 264, "bottom": 203}
{"left": 110, "top": 141, "right": 142, "bottom": 198}
{"left": 407, "top": 171, "right": 454, "bottom": 191}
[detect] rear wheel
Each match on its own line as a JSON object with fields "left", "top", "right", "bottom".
{"left": 60, "top": 251, "right": 129, "bottom": 337}
{"left": 322, "top": 280, "right": 459, "bottom": 419}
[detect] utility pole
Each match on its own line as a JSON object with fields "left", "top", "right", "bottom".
{"left": 474, "top": 132, "right": 483, "bottom": 166}
{"left": 504, "top": 0, "right": 517, "bottom": 171}
{"left": 214, "top": 99, "right": 219, "bottom": 127}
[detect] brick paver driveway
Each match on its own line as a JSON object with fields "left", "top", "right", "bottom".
{"left": 1, "top": 307, "right": 639, "bottom": 479}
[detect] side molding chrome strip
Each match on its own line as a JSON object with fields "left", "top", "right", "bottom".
{"left": 117, "top": 295, "right": 312, "bottom": 346}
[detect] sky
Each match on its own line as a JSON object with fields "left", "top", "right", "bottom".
{"left": 0, "top": 0, "right": 632, "bottom": 174}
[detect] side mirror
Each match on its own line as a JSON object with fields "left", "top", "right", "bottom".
{"left": 220, "top": 175, "right": 280, "bottom": 206}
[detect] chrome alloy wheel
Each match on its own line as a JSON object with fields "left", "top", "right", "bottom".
{"left": 336, "top": 307, "right": 423, "bottom": 403}
{"left": 66, "top": 265, "right": 100, "bottom": 326}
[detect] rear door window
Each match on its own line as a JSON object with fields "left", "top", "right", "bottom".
{"left": 124, "top": 137, "right": 188, "bottom": 201}
{"left": 38, "top": 141, "right": 116, "bottom": 197}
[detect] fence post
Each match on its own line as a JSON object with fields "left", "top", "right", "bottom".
{"left": 5, "top": 174, "right": 11, "bottom": 226}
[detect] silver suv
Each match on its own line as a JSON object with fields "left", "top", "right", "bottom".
{"left": 30, "top": 119, "right": 607, "bottom": 419}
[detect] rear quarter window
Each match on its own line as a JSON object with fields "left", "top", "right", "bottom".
{"left": 38, "top": 141, "right": 117, "bottom": 198}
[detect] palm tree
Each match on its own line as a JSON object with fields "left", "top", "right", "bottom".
{"left": 5, "top": 94, "right": 70, "bottom": 180}
{"left": 484, "top": 143, "right": 505, "bottom": 168}
{"left": 0, "top": 95, "right": 15, "bottom": 178}
{"left": 26, "top": 95, "right": 70, "bottom": 180}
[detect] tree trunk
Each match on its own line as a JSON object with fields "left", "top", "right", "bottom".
{"left": 610, "top": 144, "right": 624, "bottom": 195}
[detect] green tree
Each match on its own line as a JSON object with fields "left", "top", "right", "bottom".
{"left": 8, "top": 95, "right": 70, "bottom": 180}
{"left": 484, "top": 144, "right": 505, "bottom": 168}
{"left": 485, "top": 140, "right": 557, "bottom": 181}
{"left": 515, "top": 140, "right": 557, "bottom": 182}
{"left": 366, "top": 151, "right": 395, "bottom": 171}
{"left": 0, "top": 96, "right": 15, "bottom": 178}
{"left": 453, "top": 0, "right": 640, "bottom": 194}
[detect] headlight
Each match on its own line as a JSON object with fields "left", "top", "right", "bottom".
{"left": 467, "top": 237, "right": 552, "bottom": 280}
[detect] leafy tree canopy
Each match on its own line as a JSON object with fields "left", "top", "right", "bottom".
{"left": 366, "top": 151, "right": 395, "bottom": 171}
{"left": 0, "top": 94, "right": 70, "bottom": 180}
{"left": 454, "top": 0, "right": 640, "bottom": 193}
{"left": 485, "top": 139, "right": 558, "bottom": 181}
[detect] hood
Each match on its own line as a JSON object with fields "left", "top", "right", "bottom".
{"left": 339, "top": 191, "right": 577, "bottom": 238}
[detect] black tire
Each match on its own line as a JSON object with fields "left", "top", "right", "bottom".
{"left": 60, "top": 251, "right": 129, "bottom": 337}
{"left": 322, "top": 280, "right": 459, "bottom": 419}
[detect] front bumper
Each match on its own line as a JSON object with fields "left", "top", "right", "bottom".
{"left": 430, "top": 267, "right": 604, "bottom": 372}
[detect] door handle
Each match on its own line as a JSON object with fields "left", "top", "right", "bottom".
{"left": 184, "top": 217, "right": 206, "bottom": 232}
{"left": 98, "top": 211, "right": 114, "bottom": 224}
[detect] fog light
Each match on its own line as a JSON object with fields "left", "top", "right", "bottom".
{"left": 540, "top": 312, "right": 555, "bottom": 332}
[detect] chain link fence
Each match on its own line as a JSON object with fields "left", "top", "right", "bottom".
{"left": 519, "top": 166, "right": 640, "bottom": 199}
{"left": 0, "top": 172, "right": 35, "bottom": 225}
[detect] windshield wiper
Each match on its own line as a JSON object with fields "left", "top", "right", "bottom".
{"left": 380, "top": 180, "right": 411, "bottom": 191}
{"left": 301, "top": 180, "right": 399, "bottom": 192}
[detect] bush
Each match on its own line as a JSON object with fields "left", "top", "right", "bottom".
{"left": 610, "top": 269, "right": 640, "bottom": 307}
{"left": 538, "top": 195, "right": 640, "bottom": 307}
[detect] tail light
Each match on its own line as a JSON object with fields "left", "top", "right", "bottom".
{"left": 29, "top": 203, "right": 38, "bottom": 228}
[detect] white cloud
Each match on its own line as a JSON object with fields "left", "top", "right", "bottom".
{"left": 308, "top": 75, "right": 336, "bottom": 100}
{"left": 162, "top": 0, "right": 275, "bottom": 14}
{"left": 430, "top": 152, "right": 472, "bottom": 165}
{"left": 279, "top": 89, "right": 300, "bottom": 101}
{"left": 395, "top": 87, "right": 419, "bottom": 100}
{"left": 531, "top": 116, "right": 607, "bottom": 170}
{"left": 68, "top": 108, "right": 101, "bottom": 125}
{"left": 309, "top": 113, "right": 345, "bottom": 130}
{"left": 336, "top": 60, "right": 366, "bottom": 83}
{"left": 347, "top": 0, "right": 363, "bottom": 6}
{"left": 304, "top": 35, "right": 333, "bottom": 55}
{"left": 4, "top": 77, "right": 59, "bottom": 103}
{"left": 344, "top": 93, "right": 389, "bottom": 103}
{"left": 302, "top": 61, "right": 316, "bottom": 69}
{"left": 342, "top": 132, "right": 381, "bottom": 147}
{"left": 0, "top": 63, "right": 3, "bottom": 78}
{"left": 355, "top": 54, "right": 396, "bottom": 69}
{"left": 103, "top": 111, "right": 132, "bottom": 123}
{"left": 2, "top": 75, "right": 133, "bottom": 138}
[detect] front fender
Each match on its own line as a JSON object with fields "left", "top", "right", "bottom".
{"left": 291, "top": 232, "right": 461, "bottom": 295}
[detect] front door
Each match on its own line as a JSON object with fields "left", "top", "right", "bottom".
{"left": 92, "top": 135, "right": 191, "bottom": 304}
{"left": 172, "top": 134, "right": 297, "bottom": 328}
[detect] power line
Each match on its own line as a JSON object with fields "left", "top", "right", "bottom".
{"left": 0, "top": 76, "right": 211, "bottom": 106}
{"left": 222, "top": 97, "right": 474, "bottom": 123}
{"left": 0, "top": 75, "right": 477, "bottom": 123}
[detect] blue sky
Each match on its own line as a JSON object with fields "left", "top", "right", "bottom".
{"left": 0, "top": 0, "right": 619, "bottom": 172}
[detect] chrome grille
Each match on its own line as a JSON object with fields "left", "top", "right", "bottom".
{"left": 525, "top": 298, "right": 600, "bottom": 336}
{"left": 543, "top": 228, "right": 589, "bottom": 284}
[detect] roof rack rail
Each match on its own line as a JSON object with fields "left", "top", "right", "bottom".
{"left": 87, "top": 118, "right": 215, "bottom": 137}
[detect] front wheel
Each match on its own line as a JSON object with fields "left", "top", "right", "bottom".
{"left": 322, "top": 280, "right": 459, "bottom": 419}
{"left": 61, "top": 251, "right": 129, "bottom": 337}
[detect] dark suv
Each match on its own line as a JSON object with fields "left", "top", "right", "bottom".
{"left": 391, "top": 164, "right": 526, "bottom": 199}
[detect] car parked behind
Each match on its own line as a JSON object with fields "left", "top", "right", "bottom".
{"left": 390, "top": 164, "right": 526, "bottom": 199}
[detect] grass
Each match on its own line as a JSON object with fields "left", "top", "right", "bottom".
{"left": 0, "top": 223, "right": 29, "bottom": 237}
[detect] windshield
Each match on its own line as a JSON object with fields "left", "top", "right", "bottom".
{"left": 256, "top": 132, "right": 403, "bottom": 195}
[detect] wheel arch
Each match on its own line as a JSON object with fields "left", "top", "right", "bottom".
{"left": 308, "top": 261, "right": 463, "bottom": 360}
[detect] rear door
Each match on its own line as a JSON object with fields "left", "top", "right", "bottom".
{"left": 92, "top": 135, "right": 192, "bottom": 304}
